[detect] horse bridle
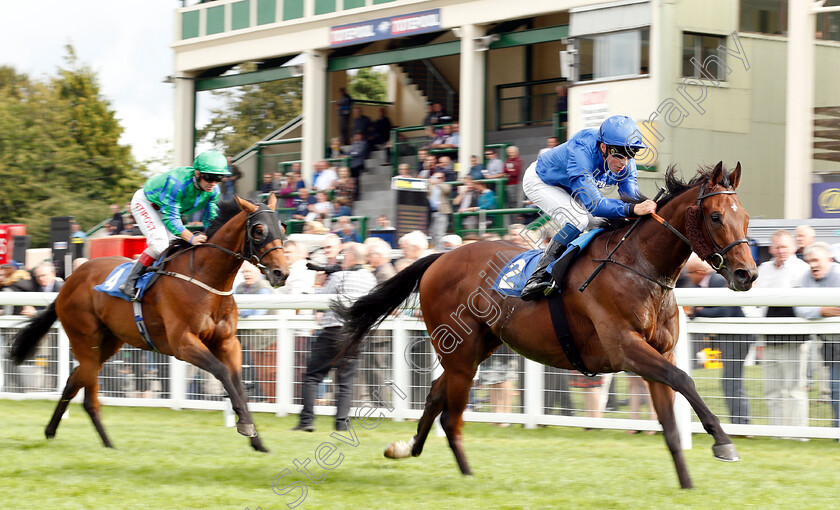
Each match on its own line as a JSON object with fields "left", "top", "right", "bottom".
{"left": 174, "top": 207, "right": 286, "bottom": 272}
{"left": 652, "top": 182, "right": 749, "bottom": 271}
{"left": 241, "top": 208, "right": 286, "bottom": 270}
{"left": 584, "top": 183, "right": 749, "bottom": 292}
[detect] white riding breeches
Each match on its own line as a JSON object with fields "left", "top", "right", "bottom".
{"left": 522, "top": 162, "right": 597, "bottom": 232}
{"left": 130, "top": 189, "right": 178, "bottom": 257}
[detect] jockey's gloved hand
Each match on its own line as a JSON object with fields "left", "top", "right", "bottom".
{"left": 183, "top": 231, "right": 208, "bottom": 245}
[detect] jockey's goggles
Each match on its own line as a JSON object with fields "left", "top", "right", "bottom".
{"left": 200, "top": 173, "right": 225, "bottom": 183}
{"left": 606, "top": 145, "right": 640, "bottom": 159}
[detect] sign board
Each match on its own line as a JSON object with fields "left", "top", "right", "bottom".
{"left": 0, "top": 224, "right": 27, "bottom": 265}
{"left": 391, "top": 176, "right": 429, "bottom": 191}
{"left": 330, "top": 9, "right": 441, "bottom": 47}
{"left": 812, "top": 182, "right": 840, "bottom": 218}
{"left": 580, "top": 89, "right": 609, "bottom": 129}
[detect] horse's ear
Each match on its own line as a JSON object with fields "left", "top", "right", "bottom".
{"left": 235, "top": 195, "right": 258, "bottom": 214}
{"left": 709, "top": 161, "right": 724, "bottom": 187}
{"left": 266, "top": 191, "right": 277, "bottom": 211}
{"left": 730, "top": 162, "right": 742, "bottom": 189}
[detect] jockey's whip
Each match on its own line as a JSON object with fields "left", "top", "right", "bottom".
{"left": 579, "top": 187, "right": 667, "bottom": 292}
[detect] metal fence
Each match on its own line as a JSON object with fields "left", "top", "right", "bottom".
{"left": 1, "top": 289, "right": 839, "bottom": 447}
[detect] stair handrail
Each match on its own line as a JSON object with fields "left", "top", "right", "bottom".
{"left": 232, "top": 114, "right": 304, "bottom": 162}
{"left": 495, "top": 77, "right": 566, "bottom": 130}
{"left": 421, "top": 59, "right": 456, "bottom": 117}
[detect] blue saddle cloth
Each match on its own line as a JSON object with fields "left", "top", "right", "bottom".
{"left": 492, "top": 228, "right": 603, "bottom": 297}
{"left": 93, "top": 262, "right": 157, "bottom": 301}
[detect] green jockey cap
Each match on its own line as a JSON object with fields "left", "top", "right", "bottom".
{"left": 193, "top": 150, "right": 232, "bottom": 175}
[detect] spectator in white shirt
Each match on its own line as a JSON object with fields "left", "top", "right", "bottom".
{"left": 312, "top": 160, "right": 338, "bottom": 191}
{"left": 756, "top": 230, "right": 811, "bottom": 433}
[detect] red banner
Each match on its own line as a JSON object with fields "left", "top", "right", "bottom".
{"left": 0, "top": 224, "right": 27, "bottom": 264}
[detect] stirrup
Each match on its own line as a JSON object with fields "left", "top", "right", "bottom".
{"left": 521, "top": 277, "right": 552, "bottom": 301}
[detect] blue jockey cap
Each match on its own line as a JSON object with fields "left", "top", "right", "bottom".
{"left": 598, "top": 115, "right": 647, "bottom": 150}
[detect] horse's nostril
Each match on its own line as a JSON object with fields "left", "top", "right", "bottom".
{"left": 734, "top": 269, "right": 750, "bottom": 282}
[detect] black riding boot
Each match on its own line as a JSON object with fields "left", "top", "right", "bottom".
{"left": 119, "top": 259, "right": 149, "bottom": 301}
{"left": 520, "top": 238, "right": 566, "bottom": 301}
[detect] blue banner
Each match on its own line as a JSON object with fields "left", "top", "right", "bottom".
{"left": 812, "top": 182, "right": 840, "bottom": 218}
{"left": 330, "top": 9, "right": 441, "bottom": 47}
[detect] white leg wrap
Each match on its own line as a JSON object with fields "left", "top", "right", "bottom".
{"left": 384, "top": 437, "right": 415, "bottom": 459}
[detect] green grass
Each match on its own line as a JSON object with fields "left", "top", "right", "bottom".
{"left": 1, "top": 400, "right": 838, "bottom": 509}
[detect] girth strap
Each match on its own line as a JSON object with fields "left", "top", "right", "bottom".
{"left": 133, "top": 300, "right": 161, "bottom": 353}
{"left": 547, "top": 292, "right": 597, "bottom": 377}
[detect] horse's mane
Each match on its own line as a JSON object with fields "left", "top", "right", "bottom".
{"left": 597, "top": 164, "right": 730, "bottom": 232}
{"left": 657, "top": 163, "right": 732, "bottom": 208}
{"left": 205, "top": 198, "right": 248, "bottom": 238}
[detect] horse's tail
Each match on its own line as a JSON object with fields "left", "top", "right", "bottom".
{"left": 9, "top": 301, "right": 58, "bottom": 365}
{"left": 334, "top": 253, "right": 444, "bottom": 358}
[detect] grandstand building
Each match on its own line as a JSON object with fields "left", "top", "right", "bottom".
{"left": 171, "top": 0, "right": 840, "bottom": 220}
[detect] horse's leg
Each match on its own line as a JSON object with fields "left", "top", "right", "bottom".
{"left": 178, "top": 337, "right": 261, "bottom": 445}
{"left": 213, "top": 336, "right": 268, "bottom": 453}
{"left": 48, "top": 328, "right": 120, "bottom": 446}
{"left": 45, "top": 366, "right": 84, "bottom": 439}
{"left": 647, "top": 380, "right": 693, "bottom": 489}
{"left": 410, "top": 330, "right": 499, "bottom": 460}
{"left": 409, "top": 373, "right": 447, "bottom": 457}
{"left": 439, "top": 369, "right": 476, "bottom": 475}
{"left": 622, "top": 341, "right": 737, "bottom": 461}
{"left": 81, "top": 371, "right": 114, "bottom": 448}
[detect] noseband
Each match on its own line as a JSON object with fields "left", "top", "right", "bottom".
{"left": 653, "top": 183, "right": 748, "bottom": 270}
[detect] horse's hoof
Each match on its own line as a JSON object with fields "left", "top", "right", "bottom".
{"left": 384, "top": 440, "right": 412, "bottom": 459}
{"left": 237, "top": 422, "right": 257, "bottom": 437}
{"left": 45, "top": 430, "right": 55, "bottom": 440}
{"left": 712, "top": 443, "right": 740, "bottom": 462}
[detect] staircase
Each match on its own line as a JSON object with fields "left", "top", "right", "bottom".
{"left": 353, "top": 149, "right": 397, "bottom": 223}
{"left": 398, "top": 59, "right": 459, "bottom": 119}
{"left": 486, "top": 125, "right": 555, "bottom": 167}
{"left": 353, "top": 127, "right": 555, "bottom": 226}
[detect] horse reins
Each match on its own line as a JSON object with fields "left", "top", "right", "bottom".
{"left": 153, "top": 207, "right": 285, "bottom": 295}
{"left": 651, "top": 182, "right": 748, "bottom": 270}
{"left": 580, "top": 183, "right": 748, "bottom": 291}
{"left": 579, "top": 188, "right": 667, "bottom": 292}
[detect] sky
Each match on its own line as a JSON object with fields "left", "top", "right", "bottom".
{"left": 0, "top": 0, "right": 179, "bottom": 167}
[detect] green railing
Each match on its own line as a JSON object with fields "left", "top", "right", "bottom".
{"left": 495, "top": 77, "right": 567, "bottom": 130}
{"left": 253, "top": 138, "right": 302, "bottom": 189}
{"left": 258, "top": 189, "right": 336, "bottom": 205}
{"left": 390, "top": 125, "right": 435, "bottom": 169}
{"left": 552, "top": 112, "right": 568, "bottom": 142}
{"left": 452, "top": 207, "right": 543, "bottom": 238}
{"left": 284, "top": 215, "right": 369, "bottom": 238}
{"left": 448, "top": 178, "right": 508, "bottom": 210}
{"left": 390, "top": 126, "right": 513, "bottom": 177}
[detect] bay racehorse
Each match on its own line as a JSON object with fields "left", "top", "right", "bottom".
{"left": 10, "top": 195, "right": 289, "bottom": 452}
{"left": 335, "top": 162, "right": 757, "bottom": 488}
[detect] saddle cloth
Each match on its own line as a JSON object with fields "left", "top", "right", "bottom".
{"left": 94, "top": 262, "right": 157, "bottom": 301}
{"left": 492, "top": 228, "right": 603, "bottom": 297}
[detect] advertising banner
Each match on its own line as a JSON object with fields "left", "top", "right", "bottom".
{"left": 330, "top": 9, "right": 441, "bottom": 47}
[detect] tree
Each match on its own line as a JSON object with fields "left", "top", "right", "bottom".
{"left": 0, "top": 47, "right": 144, "bottom": 247}
{"left": 197, "top": 73, "right": 303, "bottom": 157}
{"left": 348, "top": 67, "right": 387, "bottom": 102}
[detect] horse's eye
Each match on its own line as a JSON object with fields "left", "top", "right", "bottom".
{"left": 252, "top": 224, "right": 265, "bottom": 239}
{"left": 710, "top": 212, "right": 722, "bottom": 224}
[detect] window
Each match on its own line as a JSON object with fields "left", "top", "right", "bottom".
{"left": 816, "top": 1, "right": 840, "bottom": 41}
{"left": 740, "top": 0, "right": 840, "bottom": 41}
{"left": 576, "top": 28, "right": 650, "bottom": 82}
{"left": 739, "top": 0, "right": 787, "bottom": 35}
{"left": 682, "top": 32, "right": 727, "bottom": 80}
